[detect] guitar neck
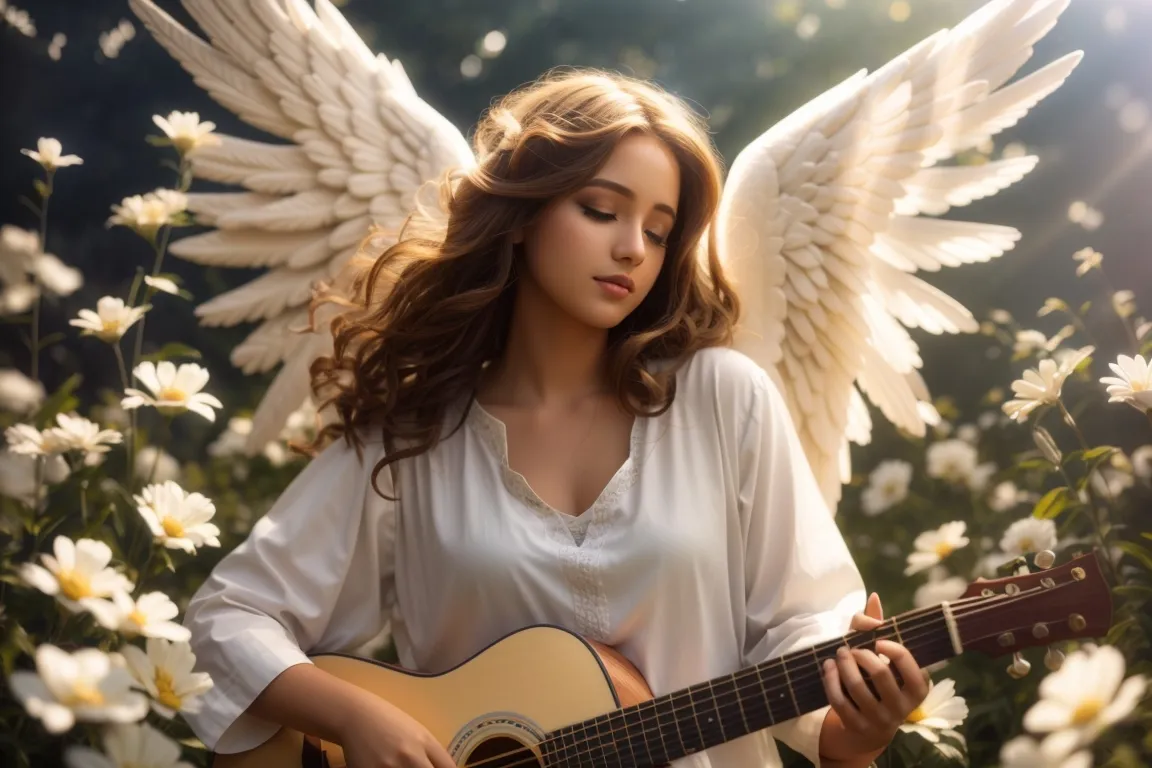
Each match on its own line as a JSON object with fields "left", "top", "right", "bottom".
{"left": 545, "top": 605, "right": 960, "bottom": 767}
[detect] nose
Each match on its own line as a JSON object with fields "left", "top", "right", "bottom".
{"left": 612, "top": 221, "right": 646, "bottom": 265}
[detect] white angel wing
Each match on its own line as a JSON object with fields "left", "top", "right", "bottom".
{"left": 716, "top": 0, "right": 1081, "bottom": 508}
{"left": 129, "top": 0, "right": 475, "bottom": 453}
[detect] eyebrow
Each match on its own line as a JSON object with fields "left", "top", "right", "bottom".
{"left": 584, "top": 178, "right": 677, "bottom": 219}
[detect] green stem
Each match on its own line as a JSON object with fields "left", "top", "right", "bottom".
{"left": 1054, "top": 402, "right": 1121, "bottom": 585}
{"left": 113, "top": 343, "right": 134, "bottom": 490}
{"left": 30, "top": 169, "right": 53, "bottom": 385}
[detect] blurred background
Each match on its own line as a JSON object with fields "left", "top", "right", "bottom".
{"left": 0, "top": 0, "right": 1149, "bottom": 457}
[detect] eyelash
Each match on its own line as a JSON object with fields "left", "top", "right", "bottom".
{"left": 580, "top": 205, "right": 669, "bottom": 248}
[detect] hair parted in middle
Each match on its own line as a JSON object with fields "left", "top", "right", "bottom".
{"left": 305, "top": 67, "right": 741, "bottom": 497}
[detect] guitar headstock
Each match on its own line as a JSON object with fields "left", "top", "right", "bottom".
{"left": 955, "top": 550, "right": 1112, "bottom": 663}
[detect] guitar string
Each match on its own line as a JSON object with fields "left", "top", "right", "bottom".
{"left": 452, "top": 584, "right": 1059, "bottom": 768}
{"left": 541, "top": 580, "right": 1077, "bottom": 768}
{"left": 544, "top": 580, "right": 1077, "bottom": 768}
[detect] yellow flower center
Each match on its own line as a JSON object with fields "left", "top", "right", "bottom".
{"left": 1071, "top": 697, "right": 1104, "bottom": 726}
{"left": 157, "top": 387, "right": 187, "bottom": 403}
{"left": 905, "top": 706, "right": 928, "bottom": 723}
{"left": 934, "top": 542, "right": 955, "bottom": 559}
{"left": 128, "top": 609, "right": 149, "bottom": 630}
{"left": 155, "top": 667, "right": 183, "bottom": 711}
{"left": 56, "top": 569, "right": 93, "bottom": 601}
{"left": 1018, "top": 538, "right": 1034, "bottom": 553}
{"left": 100, "top": 318, "right": 123, "bottom": 338}
{"left": 63, "top": 682, "right": 106, "bottom": 707}
{"left": 161, "top": 516, "right": 186, "bottom": 539}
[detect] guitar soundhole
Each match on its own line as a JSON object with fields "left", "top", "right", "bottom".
{"left": 464, "top": 736, "right": 543, "bottom": 768}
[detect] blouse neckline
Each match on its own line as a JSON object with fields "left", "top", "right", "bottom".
{"left": 464, "top": 398, "right": 646, "bottom": 545}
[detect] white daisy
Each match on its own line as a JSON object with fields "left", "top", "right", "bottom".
{"left": 121, "top": 638, "right": 213, "bottom": 719}
{"left": 5, "top": 423, "right": 65, "bottom": 456}
{"left": 121, "top": 361, "right": 222, "bottom": 422}
{"left": 988, "top": 480, "right": 1024, "bottom": 512}
{"left": 1091, "top": 466, "right": 1133, "bottom": 497}
{"left": 107, "top": 189, "right": 188, "bottom": 237}
{"left": 206, "top": 416, "right": 252, "bottom": 459}
{"left": 0, "top": 449, "right": 69, "bottom": 504}
{"left": 999, "top": 735, "right": 1091, "bottom": 768}
{"left": 87, "top": 591, "right": 191, "bottom": 642}
{"left": 1000, "top": 518, "right": 1058, "bottom": 557}
{"left": 898, "top": 678, "right": 968, "bottom": 743}
{"left": 21, "top": 137, "right": 83, "bottom": 170}
{"left": 1100, "top": 354, "right": 1152, "bottom": 414}
{"left": 45, "top": 413, "right": 122, "bottom": 456}
{"left": 1023, "top": 644, "right": 1147, "bottom": 755}
{"left": 913, "top": 573, "right": 967, "bottom": 610}
{"left": 134, "top": 445, "right": 181, "bottom": 483}
{"left": 1112, "top": 290, "right": 1136, "bottom": 319}
{"left": 926, "top": 440, "right": 978, "bottom": 485}
{"left": 134, "top": 480, "right": 220, "bottom": 554}
{"left": 8, "top": 645, "right": 148, "bottom": 734}
{"left": 31, "top": 252, "right": 83, "bottom": 296}
{"left": 1071, "top": 247, "right": 1101, "bottom": 277}
{"left": 143, "top": 275, "right": 180, "bottom": 296}
{"left": 860, "top": 460, "right": 912, "bottom": 516}
{"left": 1002, "top": 346, "right": 1095, "bottom": 423}
{"left": 64, "top": 722, "right": 195, "bottom": 768}
{"left": 1132, "top": 445, "right": 1152, "bottom": 481}
{"left": 0, "top": 367, "right": 45, "bottom": 413}
{"left": 1014, "top": 330, "right": 1049, "bottom": 357}
{"left": 70, "top": 296, "right": 149, "bottom": 343}
{"left": 152, "top": 110, "right": 220, "bottom": 154}
{"left": 17, "top": 536, "right": 134, "bottom": 615}
{"left": 905, "top": 521, "right": 970, "bottom": 576}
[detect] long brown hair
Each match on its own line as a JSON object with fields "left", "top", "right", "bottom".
{"left": 304, "top": 68, "right": 740, "bottom": 496}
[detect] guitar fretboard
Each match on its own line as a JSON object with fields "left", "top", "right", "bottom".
{"left": 542, "top": 607, "right": 959, "bottom": 767}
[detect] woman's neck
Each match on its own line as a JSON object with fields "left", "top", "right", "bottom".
{"left": 479, "top": 283, "right": 611, "bottom": 409}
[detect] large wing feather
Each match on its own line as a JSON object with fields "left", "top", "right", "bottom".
{"left": 129, "top": 0, "right": 475, "bottom": 453}
{"left": 717, "top": 0, "right": 1080, "bottom": 508}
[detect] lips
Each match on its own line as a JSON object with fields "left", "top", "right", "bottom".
{"left": 594, "top": 275, "right": 635, "bottom": 293}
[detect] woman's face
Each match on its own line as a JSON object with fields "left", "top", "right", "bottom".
{"left": 516, "top": 132, "right": 681, "bottom": 330}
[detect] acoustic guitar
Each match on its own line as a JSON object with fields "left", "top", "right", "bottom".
{"left": 211, "top": 551, "right": 1112, "bottom": 768}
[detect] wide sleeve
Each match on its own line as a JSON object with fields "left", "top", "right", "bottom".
{"left": 181, "top": 435, "right": 397, "bottom": 754}
{"left": 736, "top": 368, "right": 867, "bottom": 768}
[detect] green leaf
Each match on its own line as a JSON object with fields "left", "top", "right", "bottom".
{"left": 1116, "top": 541, "right": 1152, "bottom": 571}
{"left": 1032, "top": 487, "right": 1070, "bottom": 519}
{"left": 35, "top": 331, "right": 66, "bottom": 352}
{"left": 139, "top": 342, "right": 202, "bottom": 364}
{"left": 1142, "top": 533, "right": 1152, "bottom": 542}
{"left": 1113, "top": 585, "right": 1152, "bottom": 601}
{"left": 35, "top": 373, "right": 82, "bottom": 427}
{"left": 1016, "top": 458, "right": 1054, "bottom": 472}
{"left": 145, "top": 135, "right": 171, "bottom": 147}
{"left": 1079, "top": 446, "right": 1118, "bottom": 463}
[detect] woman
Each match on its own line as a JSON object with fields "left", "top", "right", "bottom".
{"left": 183, "top": 69, "right": 929, "bottom": 768}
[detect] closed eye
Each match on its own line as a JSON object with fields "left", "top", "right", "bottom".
{"left": 580, "top": 205, "right": 668, "bottom": 248}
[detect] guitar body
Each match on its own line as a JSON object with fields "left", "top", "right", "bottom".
{"left": 211, "top": 625, "right": 656, "bottom": 768}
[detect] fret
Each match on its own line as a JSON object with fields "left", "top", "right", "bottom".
{"left": 891, "top": 614, "right": 904, "bottom": 646}
{"left": 731, "top": 672, "right": 752, "bottom": 735}
{"left": 790, "top": 651, "right": 828, "bottom": 717}
{"left": 689, "top": 682, "right": 722, "bottom": 750}
{"left": 590, "top": 715, "right": 610, "bottom": 768}
{"left": 740, "top": 664, "right": 772, "bottom": 732}
{"left": 654, "top": 695, "right": 682, "bottom": 764}
{"left": 630, "top": 701, "right": 660, "bottom": 766}
{"left": 556, "top": 725, "right": 576, "bottom": 768}
{"left": 677, "top": 682, "right": 707, "bottom": 756}
{"left": 706, "top": 679, "right": 728, "bottom": 744}
{"left": 539, "top": 731, "right": 554, "bottom": 768}
{"left": 600, "top": 711, "right": 622, "bottom": 767}
{"left": 759, "top": 659, "right": 793, "bottom": 726}
{"left": 710, "top": 674, "right": 747, "bottom": 742}
{"left": 780, "top": 656, "right": 801, "bottom": 720}
{"left": 613, "top": 708, "right": 638, "bottom": 768}
{"left": 569, "top": 720, "right": 593, "bottom": 768}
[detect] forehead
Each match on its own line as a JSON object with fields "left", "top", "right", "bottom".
{"left": 593, "top": 133, "right": 680, "bottom": 205}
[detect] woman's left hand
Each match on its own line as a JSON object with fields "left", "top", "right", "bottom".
{"left": 820, "top": 592, "right": 931, "bottom": 755}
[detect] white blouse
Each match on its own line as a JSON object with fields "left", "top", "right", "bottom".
{"left": 183, "top": 347, "right": 866, "bottom": 767}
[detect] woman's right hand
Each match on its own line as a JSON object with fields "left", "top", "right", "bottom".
{"left": 338, "top": 696, "right": 458, "bottom": 768}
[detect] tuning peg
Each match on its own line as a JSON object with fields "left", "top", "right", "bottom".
{"left": 1044, "top": 647, "right": 1065, "bottom": 671}
{"left": 1007, "top": 653, "right": 1031, "bottom": 679}
{"left": 1034, "top": 550, "right": 1056, "bottom": 569}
